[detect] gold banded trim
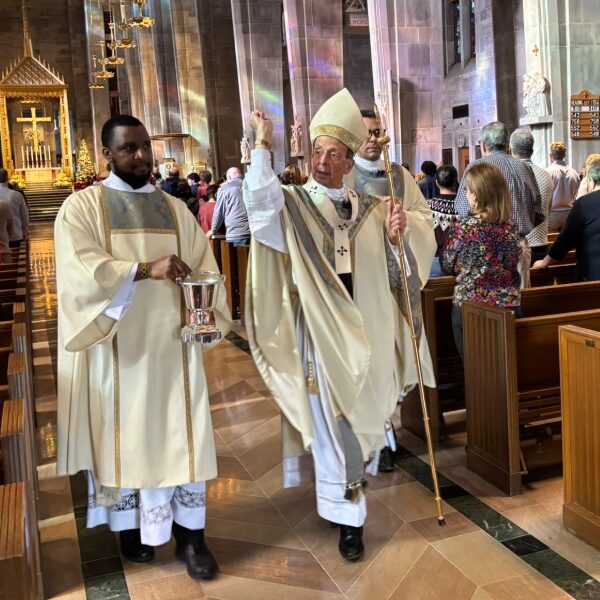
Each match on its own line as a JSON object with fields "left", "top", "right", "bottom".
{"left": 164, "top": 192, "right": 196, "bottom": 482}
{"left": 310, "top": 124, "right": 362, "bottom": 154}
{"left": 112, "top": 336, "right": 121, "bottom": 487}
{"left": 109, "top": 228, "right": 177, "bottom": 235}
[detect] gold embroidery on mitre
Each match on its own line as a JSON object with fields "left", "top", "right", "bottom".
{"left": 310, "top": 124, "right": 362, "bottom": 154}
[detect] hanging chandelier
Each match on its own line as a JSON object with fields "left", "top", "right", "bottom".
{"left": 88, "top": 56, "right": 106, "bottom": 89}
{"left": 129, "top": 0, "right": 154, "bottom": 28}
{"left": 105, "top": 23, "right": 125, "bottom": 66}
{"left": 94, "top": 46, "right": 115, "bottom": 79}
{"left": 116, "top": 1, "right": 136, "bottom": 48}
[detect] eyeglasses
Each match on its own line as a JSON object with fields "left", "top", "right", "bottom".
{"left": 367, "top": 128, "right": 385, "bottom": 138}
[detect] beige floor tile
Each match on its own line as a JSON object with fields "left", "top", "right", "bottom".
{"left": 389, "top": 545, "right": 477, "bottom": 600}
{"left": 255, "top": 463, "right": 283, "bottom": 497}
{"left": 124, "top": 541, "right": 186, "bottom": 584}
{"left": 128, "top": 573, "right": 205, "bottom": 599}
{"left": 503, "top": 503, "right": 600, "bottom": 577}
{"left": 433, "top": 531, "right": 534, "bottom": 586}
{"left": 269, "top": 483, "right": 316, "bottom": 527}
{"left": 482, "top": 573, "right": 573, "bottom": 600}
{"left": 202, "top": 574, "right": 343, "bottom": 599}
{"left": 245, "top": 376, "right": 271, "bottom": 394}
{"left": 237, "top": 431, "right": 283, "bottom": 480}
{"left": 471, "top": 590, "right": 495, "bottom": 600}
{"left": 212, "top": 398, "right": 279, "bottom": 433}
{"left": 207, "top": 373, "right": 242, "bottom": 396}
{"left": 210, "top": 380, "right": 257, "bottom": 406}
{"left": 364, "top": 467, "right": 414, "bottom": 491}
{"left": 228, "top": 415, "right": 280, "bottom": 455}
{"left": 205, "top": 517, "right": 306, "bottom": 550}
{"left": 409, "top": 510, "right": 478, "bottom": 542}
{"left": 345, "top": 523, "right": 428, "bottom": 600}
{"left": 309, "top": 495, "right": 404, "bottom": 593}
{"left": 40, "top": 518, "right": 84, "bottom": 599}
{"left": 207, "top": 491, "right": 289, "bottom": 527}
{"left": 373, "top": 481, "right": 456, "bottom": 522}
{"left": 215, "top": 455, "right": 253, "bottom": 481}
{"left": 38, "top": 474, "right": 74, "bottom": 520}
{"left": 214, "top": 431, "right": 235, "bottom": 458}
{"left": 293, "top": 509, "right": 334, "bottom": 550}
{"left": 207, "top": 537, "right": 340, "bottom": 592}
{"left": 207, "top": 476, "right": 266, "bottom": 499}
{"left": 46, "top": 590, "right": 87, "bottom": 600}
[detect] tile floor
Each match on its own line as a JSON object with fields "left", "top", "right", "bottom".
{"left": 27, "top": 224, "right": 600, "bottom": 600}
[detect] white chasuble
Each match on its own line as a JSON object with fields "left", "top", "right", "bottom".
{"left": 55, "top": 185, "right": 232, "bottom": 490}
{"left": 245, "top": 177, "right": 436, "bottom": 461}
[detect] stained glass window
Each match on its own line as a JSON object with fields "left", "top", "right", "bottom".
{"left": 470, "top": 1, "right": 476, "bottom": 58}
{"left": 452, "top": 0, "right": 462, "bottom": 64}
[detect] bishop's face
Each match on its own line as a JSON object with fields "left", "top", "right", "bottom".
{"left": 103, "top": 125, "right": 153, "bottom": 189}
{"left": 357, "top": 117, "right": 383, "bottom": 161}
{"left": 311, "top": 136, "right": 354, "bottom": 189}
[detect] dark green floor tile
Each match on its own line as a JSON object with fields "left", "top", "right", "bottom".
{"left": 523, "top": 550, "right": 600, "bottom": 599}
{"left": 70, "top": 473, "right": 88, "bottom": 509}
{"left": 82, "top": 555, "right": 124, "bottom": 580}
{"left": 76, "top": 517, "right": 120, "bottom": 563}
{"left": 501, "top": 534, "right": 549, "bottom": 556}
{"left": 446, "top": 494, "right": 528, "bottom": 541}
{"left": 84, "top": 572, "right": 130, "bottom": 600}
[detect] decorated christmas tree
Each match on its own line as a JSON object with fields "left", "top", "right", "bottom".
{"left": 75, "top": 139, "right": 96, "bottom": 185}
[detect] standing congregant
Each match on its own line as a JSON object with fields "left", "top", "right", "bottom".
{"left": 243, "top": 89, "right": 435, "bottom": 562}
{"left": 55, "top": 115, "right": 231, "bottom": 581}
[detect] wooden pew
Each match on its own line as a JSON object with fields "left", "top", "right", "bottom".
{"left": 0, "top": 483, "right": 34, "bottom": 599}
{"left": 220, "top": 240, "right": 239, "bottom": 319}
{"left": 402, "top": 267, "right": 581, "bottom": 445}
{"left": 463, "top": 297, "right": 600, "bottom": 495}
{"left": 560, "top": 325, "right": 600, "bottom": 552}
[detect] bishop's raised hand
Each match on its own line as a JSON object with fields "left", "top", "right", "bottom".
{"left": 250, "top": 110, "right": 273, "bottom": 146}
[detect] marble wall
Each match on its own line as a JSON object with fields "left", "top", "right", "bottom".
{"left": 343, "top": 30, "right": 375, "bottom": 113}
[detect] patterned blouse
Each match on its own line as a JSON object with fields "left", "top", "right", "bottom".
{"left": 442, "top": 216, "right": 521, "bottom": 307}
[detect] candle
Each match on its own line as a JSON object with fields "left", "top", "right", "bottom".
{"left": 120, "top": 1, "right": 126, "bottom": 23}
{"left": 21, "top": 146, "right": 25, "bottom": 168}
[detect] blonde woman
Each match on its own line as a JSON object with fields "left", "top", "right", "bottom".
{"left": 442, "top": 163, "right": 521, "bottom": 358}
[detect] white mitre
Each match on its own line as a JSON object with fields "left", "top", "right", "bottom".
{"left": 309, "top": 88, "right": 368, "bottom": 154}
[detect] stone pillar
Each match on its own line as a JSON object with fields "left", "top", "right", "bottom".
{"left": 520, "top": 0, "right": 600, "bottom": 169}
{"left": 231, "top": 0, "right": 285, "bottom": 174}
{"left": 282, "top": 0, "right": 343, "bottom": 170}
{"left": 367, "top": 0, "right": 444, "bottom": 168}
{"left": 169, "top": 0, "right": 211, "bottom": 170}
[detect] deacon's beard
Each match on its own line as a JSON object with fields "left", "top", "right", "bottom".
{"left": 112, "top": 165, "right": 152, "bottom": 190}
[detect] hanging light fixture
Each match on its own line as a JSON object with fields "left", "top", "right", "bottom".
{"left": 116, "top": 1, "right": 136, "bottom": 49}
{"left": 129, "top": 0, "right": 154, "bottom": 28}
{"left": 105, "top": 22, "right": 125, "bottom": 66}
{"left": 95, "top": 44, "right": 115, "bottom": 78}
{"left": 88, "top": 56, "right": 106, "bottom": 89}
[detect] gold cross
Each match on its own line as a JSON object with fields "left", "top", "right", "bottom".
{"left": 532, "top": 45, "right": 540, "bottom": 57}
{"left": 17, "top": 108, "right": 51, "bottom": 153}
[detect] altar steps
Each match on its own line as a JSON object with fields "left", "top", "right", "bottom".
{"left": 24, "top": 184, "right": 71, "bottom": 222}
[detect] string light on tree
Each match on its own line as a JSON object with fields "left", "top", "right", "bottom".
{"left": 75, "top": 139, "right": 96, "bottom": 186}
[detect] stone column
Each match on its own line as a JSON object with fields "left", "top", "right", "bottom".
{"left": 367, "top": 0, "right": 444, "bottom": 168}
{"left": 231, "top": 0, "right": 285, "bottom": 174}
{"left": 282, "top": 0, "right": 344, "bottom": 169}
{"left": 520, "top": 0, "right": 600, "bottom": 169}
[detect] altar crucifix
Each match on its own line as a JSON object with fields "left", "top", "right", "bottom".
{"left": 17, "top": 107, "right": 51, "bottom": 153}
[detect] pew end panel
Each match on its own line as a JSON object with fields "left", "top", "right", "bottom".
{"left": 560, "top": 325, "right": 600, "bottom": 552}
{"left": 463, "top": 301, "right": 522, "bottom": 495}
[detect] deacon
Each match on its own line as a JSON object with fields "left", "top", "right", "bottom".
{"left": 243, "top": 90, "right": 435, "bottom": 561}
{"left": 347, "top": 109, "right": 437, "bottom": 471}
{"left": 55, "top": 115, "right": 231, "bottom": 580}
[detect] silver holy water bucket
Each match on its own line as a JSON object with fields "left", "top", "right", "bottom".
{"left": 178, "top": 270, "right": 225, "bottom": 343}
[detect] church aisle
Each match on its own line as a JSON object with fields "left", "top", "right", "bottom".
{"left": 28, "top": 223, "right": 600, "bottom": 600}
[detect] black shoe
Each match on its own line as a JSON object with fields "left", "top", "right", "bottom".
{"left": 119, "top": 529, "right": 155, "bottom": 563}
{"left": 173, "top": 522, "right": 218, "bottom": 580}
{"left": 378, "top": 447, "right": 395, "bottom": 472}
{"left": 338, "top": 525, "right": 364, "bottom": 561}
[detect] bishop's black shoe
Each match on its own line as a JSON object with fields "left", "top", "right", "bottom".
{"left": 119, "top": 528, "right": 155, "bottom": 563}
{"left": 173, "top": 522, "right": 219, "bottom": 580}
{"left": 338, "top": 525, "right": 364, "bottom": 561}
{"left": 378, "top": 446, "right": 395, "bottom": 472}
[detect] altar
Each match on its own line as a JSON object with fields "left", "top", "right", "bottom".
{"left": 0, "top": 32, "right": 73, "bottom": 182}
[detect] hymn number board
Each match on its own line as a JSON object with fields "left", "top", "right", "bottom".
{"left": 570, "top": 90, "right": 600, "bottom": 139}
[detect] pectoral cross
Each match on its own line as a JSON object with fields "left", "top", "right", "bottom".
{"left": 17, "top": 108, "right": 51, "bottom": 153}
